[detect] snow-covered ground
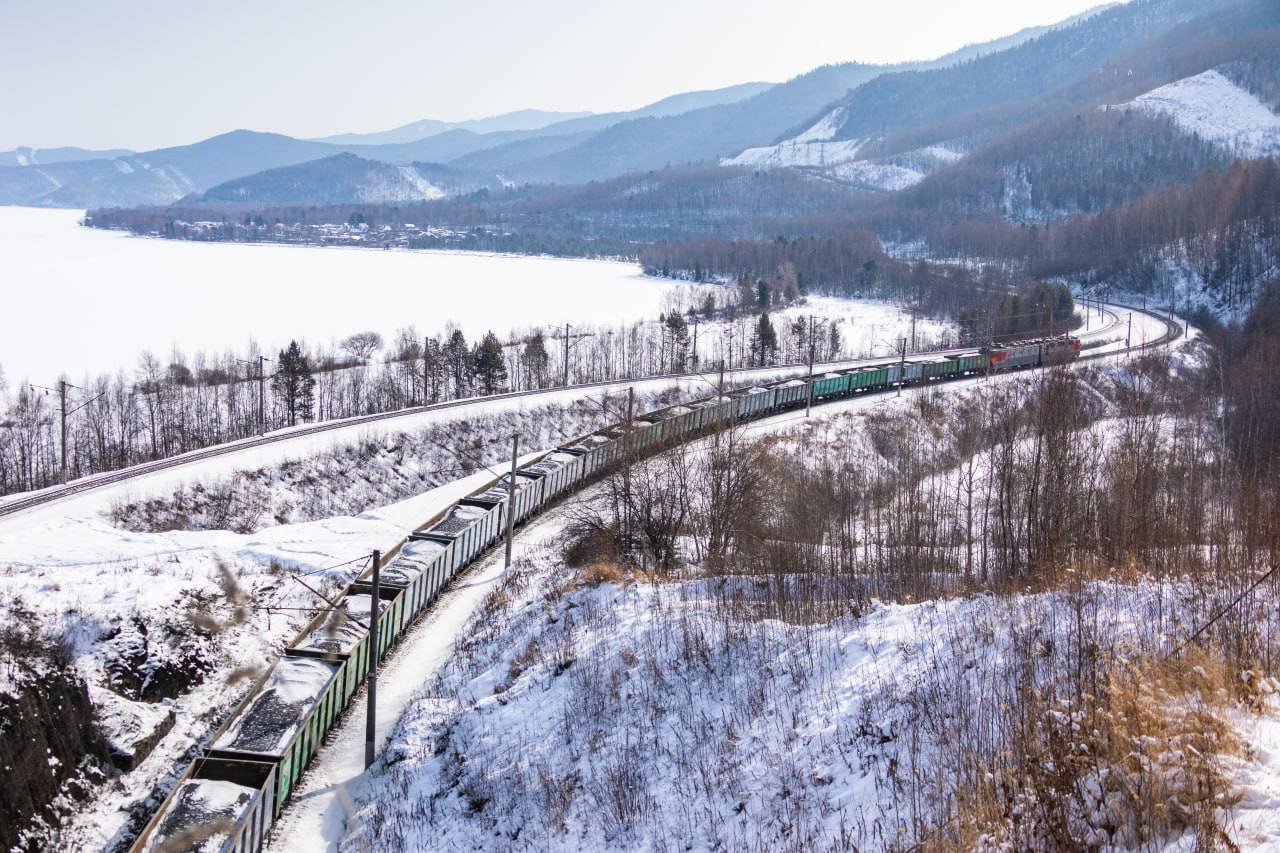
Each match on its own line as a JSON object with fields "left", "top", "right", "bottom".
{"left": 339, "top": 554, "right": 1280, "bottom": 851}
{"left": 790, "top": 106, "right": 846, "bottom": 143}
{"left": 723, "top": 138, "right": 867, "bottom": 170}
{"left": 724, "top": 133, "right": 966, "bottom": 192}
{"left": 329, "top": 333, "right": 1280, "bottom": 851}
{"left": 1123, "top": 69, "right": 1280, "bottom": 158}
{"left": 828, "top": 159, "right": 926, "bottom": 191}
{"left": 0, "top": 207, "right": 692, "bottom": 384}
{"left": 679, "top": 294, "right": 956, "bottom": 365}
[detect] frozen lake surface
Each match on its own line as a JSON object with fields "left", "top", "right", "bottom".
{"left": 0, "top": 207, "right": 685, "bottom": 383}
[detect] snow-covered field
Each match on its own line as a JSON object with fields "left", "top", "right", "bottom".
{"left": 1123, "top": 69, "right": 1280, "bottom": 158}
{"left": 0, "top": 207, "right": 691, "bottom": 384}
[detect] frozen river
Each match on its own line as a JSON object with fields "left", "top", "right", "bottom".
{"left": 0, "top": 207, "right": 687, "bottom": 383}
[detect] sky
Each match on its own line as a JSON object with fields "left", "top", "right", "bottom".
{"left": 0, "top": 0, "right": 1123, "bottom": 152}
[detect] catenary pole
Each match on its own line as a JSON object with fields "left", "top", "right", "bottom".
{"left": 257, "top": 355, "right": 267, "bottom": 436}
{"left": 59, "top": 380, "right": 68, "bottom": 485}
{"left": 364, "top": 549, "right": 381, "bottom": 769}
{"left": 624, "top": 387, "right": 634, "bottom": 548}
{"left": 805, "top": 315, "right": 816, "bottom": 418}
{"left": 897, "top": 337, "right": 907, "bottom": 397}
{"left": 504, "top": 433, "right": 519, "bottom": 569}
{"left": 563, "top": 322, "right": 570, "bottom": 387}
{"left": 423, "top": 336, "right": 430, "bottom": 404}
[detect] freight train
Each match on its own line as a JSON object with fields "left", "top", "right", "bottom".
{"left": 130, "top": 334, "right": 1080, "bottom": 852}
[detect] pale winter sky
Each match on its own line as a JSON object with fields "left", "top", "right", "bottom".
{"left": 0, "top": 0, "right": 1125, "bottom": 152}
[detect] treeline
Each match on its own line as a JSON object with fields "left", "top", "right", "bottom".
{"left": 868, "top": 157, "right": 1280, "bottom": 315}
{"left": 87, "top": 166, "right": 873, "bottom": 251}
{"left": 4, "top": 287, "right": 886, "bottom": 497}
{"left": 639, "top": 228, "right": 1073, "bottom": 333}
{"left": 891, "top": 109, "right": 1228, "bottom": 221}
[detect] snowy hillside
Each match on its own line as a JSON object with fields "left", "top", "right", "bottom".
{"left": 723, "top": 136, "right": 966, "bottom": 193}
{"left": 722, "top": 137, "right": 867, "bottom": 170}
{"left": 1124, "top": 69, "right": 1280, "bottom": 157}
{"left": 337, "top": 353, "right": 1280, "bottom": 851}
{"left": 197, "top": 154, "right": 491, "bottom": 205}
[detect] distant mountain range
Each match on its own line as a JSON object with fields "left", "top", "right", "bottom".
{"left": 0, "top": 80, "right": 779, "bottom": 208}
{"left": 6, "top": 0, "right": 1276, "bottom": 213}
{"left": 313, "top": 109, "right": 595, "bottom": 146}
{"left": 0, "top": 145, "right": 134, "bottom": 167}
{"left": 198, "top": 153, "right": 505, "bottom": 205}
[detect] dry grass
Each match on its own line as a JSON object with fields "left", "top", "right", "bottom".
{"left": 937, "top": 648, "right": 1257, "bottom": 850}
{"left": 577, "top": 561, "right": 627, "bottom": 586}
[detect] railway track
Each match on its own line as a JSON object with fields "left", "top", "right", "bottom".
{"left": 1, "top": 301, "right": 1165, "bottom": 522}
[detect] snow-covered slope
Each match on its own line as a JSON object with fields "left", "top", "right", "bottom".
{"left": 725, "top": 135, "right": 966, "bottom": 193}
{"left": 789, "top": 106, "right": 846, "bottom": 143}
{"left": 1125, "top": 69, "right": 1280, "bottom": 157}
{"left": 828, "top": 159, "right": 925, "bottom": 191}
{"left": 723, "top": 137, "right": 867, "bottom": 169}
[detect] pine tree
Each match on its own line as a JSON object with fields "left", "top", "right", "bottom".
{"left": 473, "top": 331, "right": 509, "bottom": 395}
{"left": 756, "top": 279, "right": 771, "bottom": 309}
{"left": 272, "top": 340, "right": 315, "bottom": 426}
{"left": 423, "top": 337, "right": 445, "bottom": 402}
{"left": 751, "top": 313, "right": 778, "bottom": 366}
{"left": 664, "top": 312, "right": 689, "bottom": 370}
{"left": 443, "top": 329, "right": 470, "bottom": 396}
{"left": 523, "top": 331, "right": 549, "bottom": 389}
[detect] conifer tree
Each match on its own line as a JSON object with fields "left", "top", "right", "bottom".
{"left": 751, "top": 313, "right": 778, "bottom": 366}
{"left": 443, "top": 329, "right": 471, "bottom": 396}
{"left": 272, "top": 340, "right": 315, "bottom": 426}
{"left": 473, "top": 331, "right": 509, "bottom": 394}
{"left": 523, "top": 331, "right": 549, "bottom": 389}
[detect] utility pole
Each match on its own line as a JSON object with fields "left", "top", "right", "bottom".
{"left": 910, "top": 305, "right": 917, "bottom": 354}
{"left": 364, "top": 548, "right": 381, "bottom": 770}
{"left": 897, "top": 337, "right": 907, "bottom": 397}
{"left": 236, "top": 355, "right": 269, "bottom": 435}
{"left": 1126, "top": 312, "right": 1133, "bottom": 351}
{"left": 691, "top": 319, "right": 699, "bottom": 370}
{"left": 256, "top": 356, "right": 267, "bottom": 435}
{"left": 563, "top": 321, "right": 570, "bottom": 387}
{"left": 58, "top": 380, "right": 68, "bottom": 484}
{"left": 32, "top": 379, "right": 102, "bottom": 486}
{"left": 504, "top": 434, "right": 519, "bottom": 569}
{"left": 554, "top": 323, "right": 593, "bottom": 388}
{"left": 423, "top": 336, "right": 431, "bottom": 405}
{"left": 805, "top": 315, "right": 816, "bottom": 418}
{"left": 623, "top": 386, "right": 634, "bottom": 549}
